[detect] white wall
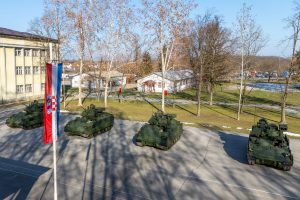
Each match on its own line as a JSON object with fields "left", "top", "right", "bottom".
{"left": 137, "top": 73, "right": 194, "bottom": 93}
{"left": 71, "top": 74, "right": 96, "bottom": 89}
{"left": 176, "top": 78, "right": 194, "bottom": 91}
{"left": 137, "top": 74, "right": 169, "bottom": 92}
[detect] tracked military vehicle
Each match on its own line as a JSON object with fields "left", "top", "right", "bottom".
{"left": 64, "top": 104, "right": 114, "bottom": 138}
{"left": 6, "top": 100, "right": 44, "bottom": 129}
{"left": 135, "top": 111, "right": 183, "bottom": 150}
{"left": 247, "top": 118, "right": 293, "bottom": 171}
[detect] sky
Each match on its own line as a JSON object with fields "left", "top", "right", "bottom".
{"left": 0, "top": 0, "right": 296, "bottom": 57}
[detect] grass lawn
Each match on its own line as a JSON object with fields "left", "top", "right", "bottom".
{"left": 65, "top": 98, "right": 300, "bottom": 135}
{"left": 113, "top": 82, "right": 300, "bottom": 107}
{"left": 138, "top": 86, "right": 300, "bottom": 107}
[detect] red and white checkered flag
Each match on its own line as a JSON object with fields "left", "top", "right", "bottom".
{"left": 52, "top": 96, "right": 57, "bottom": 111}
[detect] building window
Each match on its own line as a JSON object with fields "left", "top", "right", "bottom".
{"left": 40, "top": 50, "right": 46, "bottom": 57}
{"left": 33, "top": 66, "right": 39, "bottom": 74}
{"left": 16, "top": 85, "right": 24, "bottom": 94}
{"left": 16, "top": 66, "right": 23, "bottom": 75}
{"left": 32, "top": 49, "right": 39, "bottom": 57}
{"left": 157, "top": 82, "right": 162, "bottom": 88}
{"left": 24, "top": 49, "right": 31, "bottom": 57}
{"left": 41, "top": 66, "right": 45, "bottom": 74}
{"left": 25, "top": 84, "right": 32, "bottom": 93}
{"left": 41, "top": 83, "right": 45, "bottom": 91}
{"left": 24, "top": 66, "right": 31, "bottom": 74}
{"left": 15, "top": 48, "right": 22, "bottom": 56}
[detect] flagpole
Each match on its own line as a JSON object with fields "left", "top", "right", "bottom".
{"left": 50, "top": 42, "right": 58, "bottom": 200}
{"left": 63, "top": 64, "right": 66, "bottom": 110}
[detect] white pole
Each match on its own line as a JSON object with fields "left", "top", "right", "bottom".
{"left": 52, "top": 105, "right": 58, "bottom": 200}
{"left": 49, "top": 42, "right": 58, "bottom": 200}
{"left": 63, "top": 65, "right": 66, "bottom": 110}
{"left": 237, "top": 10, "right": 245, "bottom": 121}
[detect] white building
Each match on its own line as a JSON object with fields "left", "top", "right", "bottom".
{"left": 101, "top": 70, "right": 126, "bottom": 87}
{"left": 71, "top": 70, "right": 126, "bottom": 90}
{"left": 137, "top": 69, "right": 194, "bottom": 93}
{"left": 71, "top": 73, "right": 96, "bottom": 89}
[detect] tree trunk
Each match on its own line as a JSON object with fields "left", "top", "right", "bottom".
{"left": 104, "top": 80, "right": 108, "bottom": 108}
{"left": 280, "top": 78, "right": 289, "bottom": 124}
{"left": 240, "top": 80, "right": 247, "bottom": 113}
{"left": 196, "top": 80, "right": 202, "bottom": 117}
{"left": 209, "top": 83, "right": 213, "bottom": 106}
{"left": 104, "top": 70, "right": 111, "bottom": 108}
{"left": 97, "top": 78, "right": 101, "bottom": 101}
{"left": 161, "top": 74, "right": 165, "bottom": 113}
{"left": 240, "top": 96, "right": 245, "bottom": 113}
{"left": 209, "top": 89, "right": 213, "bottom": 106}
{"left": 78, "top": 55, "right": 83, "bottom": 106}
{"left": 161, "top": 45, "right": 165, "bottom": 113}
{"left": 237, "top": 30, "right": 244, "bottom": 121}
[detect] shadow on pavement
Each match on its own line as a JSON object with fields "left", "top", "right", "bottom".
{"left": 218, "top": 131, "right": 248, "bottom": 164}
{"left": 0, "top": 157, "right": 50, "bottom": 200}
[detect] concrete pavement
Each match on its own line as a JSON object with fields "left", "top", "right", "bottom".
{"left": 0, "top": 106, "right": 299, "bottom": 200}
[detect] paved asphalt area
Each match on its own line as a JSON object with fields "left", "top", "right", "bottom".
{"left": 0, "top": 106, "right": 299, "bottom": 200}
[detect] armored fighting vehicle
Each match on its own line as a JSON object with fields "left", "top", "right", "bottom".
{"left": 6, "top": 100, "right": 44, "bottom": 129}
{"left": 247, "top": 118, "right": 293, "bottom": 171}
{"left": 64, "top": 104, "right": 114, "bottom": 138}
{"left": 135, "top": 111, "right": 183, "bottom": 150}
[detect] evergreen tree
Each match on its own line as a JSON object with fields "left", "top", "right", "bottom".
{"left": 140, "top": 51, "right": 153, "bottom": 76}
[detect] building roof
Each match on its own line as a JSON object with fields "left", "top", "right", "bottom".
{"left": 101, "top": 70, "right": 123, "bottom": 78}
{"left": 154, "top": 69, "right": 194, "bottom": 81}
{"left": 0, "top": 27, "right": 58, "bottom": 43}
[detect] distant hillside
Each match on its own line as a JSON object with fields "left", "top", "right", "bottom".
{"left": 63, "top": 55, "right": 291, "bottom": 76}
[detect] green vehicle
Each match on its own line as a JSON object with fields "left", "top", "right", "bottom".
{"left": 247, "top": 118, "right": 293, "bottom": 171}
{"left": 64, "top": 104, "right": 114, "bottom": 138}
{"left": 135, "top": 111, "right": 183, "bottom": 150}
{"left": 6, "top": 100, "right": 44, "bottom": 129}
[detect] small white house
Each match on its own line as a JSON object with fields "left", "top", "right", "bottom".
{"left": 101, "top": 70, "right": 126, "bottom": 87}
{"left": 71, "top": 71, "right": 127, "bottom": 90}
{"left": 137, "top": 69, "right": 194, "bottom": 93}
{"left": 71, "top": 73, "right": 96, "bottom": 89}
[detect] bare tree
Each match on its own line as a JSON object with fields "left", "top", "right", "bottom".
{"left": 189, "top": 14, "right": 232, "bottom": 116}
{"left": 94, "top": 0, "right": 134, "bottom": 108}
{"left": 132, "top": 34, "right": 142, "bottom": 70}
{"left": 29, "top": 0, "right": 68, "bottom": 60}
{"left": 142, "top": 0, "right": 195, "bottom": 113}
{"left": 64, "top": 0, "right": 95, "bottom": 106}
{"left": 28, "top": 0, "right": 70, "bottom": 109}
{"left": 188, "top": 16, "right": 208, "bottom": 117}
{"left": 280, "top": 2, "right": 300, "bottom": 124}
{"left": 202, "top": 16, "right": 232, "bottom": 106}
{"left": 236, "top": 3, "right": 266, "bottom": 120}
{"left": 86, "top": 41, "right": 104, "bottom": 102}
